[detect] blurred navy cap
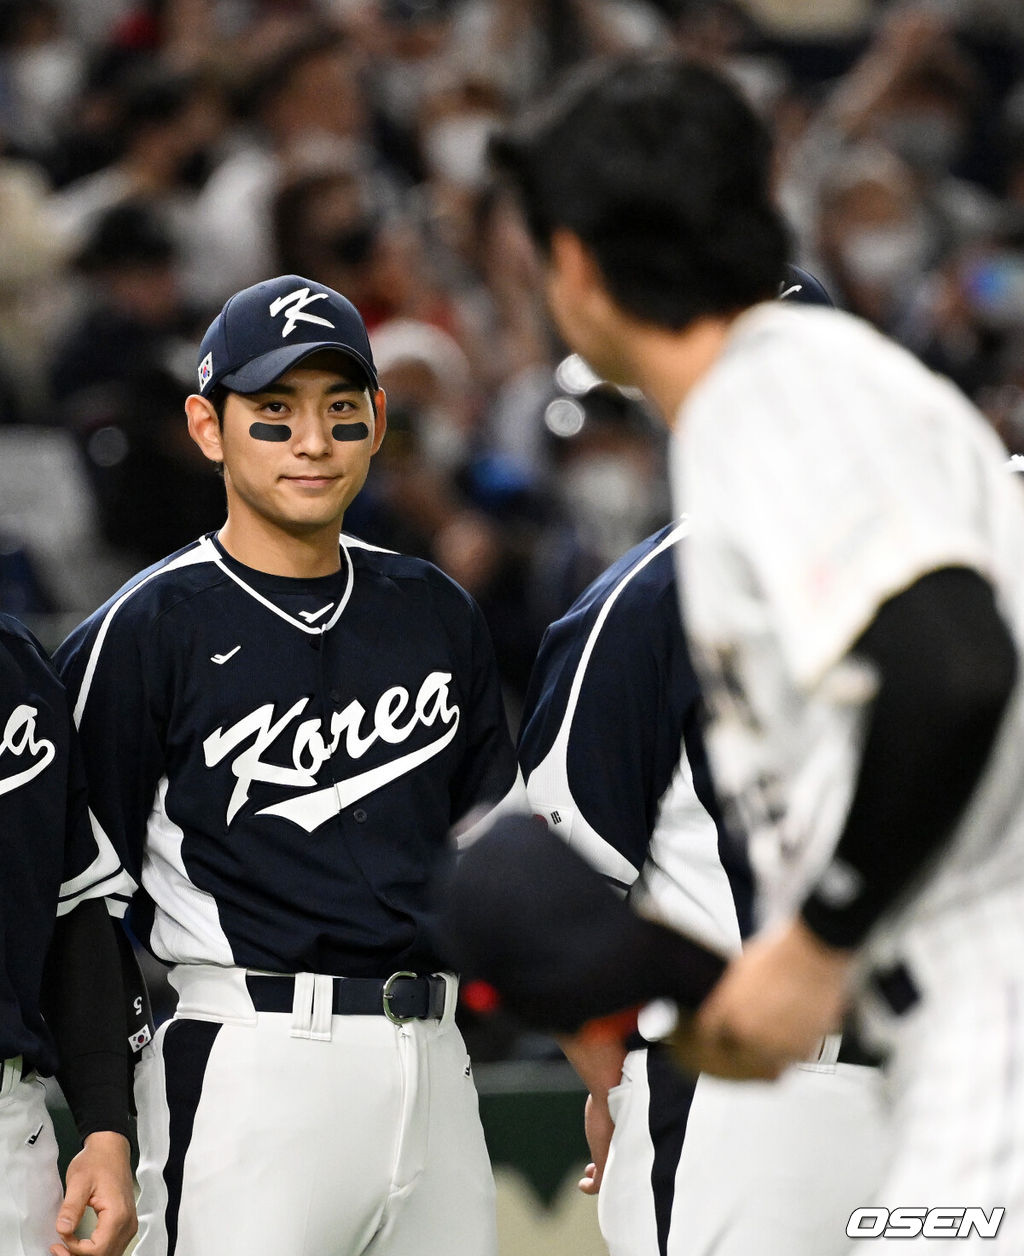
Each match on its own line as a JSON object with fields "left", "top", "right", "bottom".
{"left": 196, "top": 274, "right": 378, "bottom": 398}
{"left": 778, "top": 264, "right": 834, "bottom": 307}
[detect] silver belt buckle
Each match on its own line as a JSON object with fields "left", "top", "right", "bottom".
{"left": 382, "top": 971, "right": 418, "bottom": 1025}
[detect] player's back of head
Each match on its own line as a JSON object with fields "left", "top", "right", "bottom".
{"left": 490, "top": 56, "right": 789, "bottom": 332}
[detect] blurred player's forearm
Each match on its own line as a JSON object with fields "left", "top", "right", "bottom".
{"left": 801, "top": 567, "right": 1017, "bottom": 949}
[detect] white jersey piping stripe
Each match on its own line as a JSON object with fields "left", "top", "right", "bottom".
{"left": 526, "top": 518, "right": 690, "bottom": 887}
{"left": 339, "top": 531, "right": 397, "bottom": 555}
{"left": 72, "top": 538, "right": 216, "bottom": 727}
{"left": 562, "top": 518, "right": 689, "bottom": 740}
{"left": 211, "top": 541, "right": 354, "bottom": 635}
{"left": 143, "top": 776, "right": 234, "bottom": 966}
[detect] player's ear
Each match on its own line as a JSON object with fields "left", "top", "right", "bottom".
{"left": 185, "top": 394, "right": 224, "bottom": 465}
{"left": 369, "top": 389, "right": 387, "bottom": 456}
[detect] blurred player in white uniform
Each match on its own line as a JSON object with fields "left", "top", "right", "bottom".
{"left": 484, "top": 57, "right": 1024, "bottom": 1248}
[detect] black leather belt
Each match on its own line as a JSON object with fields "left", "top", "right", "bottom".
{"left": 245, "top": 973, "right": 447, "bottom": 1024}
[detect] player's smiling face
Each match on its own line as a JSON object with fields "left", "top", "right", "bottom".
{"left": 189, "top": 350, "right": 387, "bottom": 543}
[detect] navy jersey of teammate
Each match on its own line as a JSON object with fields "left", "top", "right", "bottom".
{"left": 520, "top": 520, "right": 751, "bottom": 935}
{"left": 56, "top": 275, "right": 523, "bottom": 1256}
{"left": 0, "top": 613, "right": 136, "bottom": 1256}
{"left": 517, "top": 527, "right": 888, "bottom": 1256}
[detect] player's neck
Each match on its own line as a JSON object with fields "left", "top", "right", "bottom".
{"left": 630, "top": 315, "right": 737, "bottom": 426}
{"left": 217, "top": 514, "right": 343, "bottom": 579}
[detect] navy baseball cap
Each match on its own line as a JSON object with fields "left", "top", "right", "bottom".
{"left": 195, "top": 274, "right": 378, "bottom": 398}
{"left": 778, "top": 264, "right": 834, "bottom": 307}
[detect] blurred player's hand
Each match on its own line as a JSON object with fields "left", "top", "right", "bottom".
{"left": 579, "top": 1093, "right": 614, "bottom": 1196}
{"left": 683, "top": 919, "right": 854, "bottom": 1078}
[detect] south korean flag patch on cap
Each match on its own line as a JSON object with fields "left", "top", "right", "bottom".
{"left": 198, "top": 351, "right": 213, "bottom": 390}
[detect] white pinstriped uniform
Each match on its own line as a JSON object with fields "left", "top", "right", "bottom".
{"left": 674, "top": 301, "right": 1024, "bottom": 1246}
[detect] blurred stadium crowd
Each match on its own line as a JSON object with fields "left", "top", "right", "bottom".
{"left": 1, "top": 0, "right": 1024, "bottom": 723}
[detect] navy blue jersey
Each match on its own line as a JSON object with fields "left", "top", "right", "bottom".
{"left": 519, "top": 521, "right": 752, "bottom": 948}
{"left": 0, "top": 614, "right": 127, "bottom": 1069}
{"left": 56, "top": 534, "right": 521, "bottom": 978}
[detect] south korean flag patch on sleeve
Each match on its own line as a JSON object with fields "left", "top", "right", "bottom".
{"left": 198, "top": 352, "right": 213, "bottom": 391}
{"left": 129, "top": 1025, "right": 153, "bottom": 1053}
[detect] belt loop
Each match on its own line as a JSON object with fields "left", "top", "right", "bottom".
{"left": 310, "top": 974, "right": 334, "bottom": 1041}
{"left": 436, "top": 973, "right": 459, "bottom": 1029}
{"left": 290, "top": 972, "right": 316, "bottom": 1039}
{"left": 0, "top": 1056, "right": 22, "bottom": 1099}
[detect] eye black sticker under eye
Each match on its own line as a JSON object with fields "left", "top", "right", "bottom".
{"left": 332, "top": 422, "right": 370, "bottom": 441}
{"left": 249, "top": 422, "right": 291, "bottom": 442}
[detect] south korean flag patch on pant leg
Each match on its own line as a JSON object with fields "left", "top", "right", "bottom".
{"left": 198, "top": 352, "right": 213, "bottom": 391}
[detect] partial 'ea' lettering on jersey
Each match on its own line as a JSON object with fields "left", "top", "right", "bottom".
{"left": 0, "top": 704, "right": 56, "bottom": 796}
{"left": 203, "top": 671, "right": 460, "bottom": 826}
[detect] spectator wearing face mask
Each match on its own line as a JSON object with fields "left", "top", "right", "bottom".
{"left": 813, "top": 144, "right": 938, "bottom": 332}
{"left": 784, "top": 7, "right": 1002, "bottom": 296}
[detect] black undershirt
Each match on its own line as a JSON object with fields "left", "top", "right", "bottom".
{"left": 40, "top": 898, "right": 131, "bottom": 1140}
{"left": 801, "top": 567, "right": 1017, "bottom": 950}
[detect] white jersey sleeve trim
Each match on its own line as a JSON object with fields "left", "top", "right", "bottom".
{"left": 57, "top": 808, "right": 138, "bottom": 910}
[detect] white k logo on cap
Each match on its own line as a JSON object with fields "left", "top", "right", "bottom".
{"left": 269, "top": 287, "right": 336, "bottom": 338}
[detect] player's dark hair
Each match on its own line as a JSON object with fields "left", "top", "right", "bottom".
{"left": 490, "top": 56, "right": 789, "bottom": 331}
{"left": 207, "top": 383, "right": 228, "bottom": 477}
{"left": 208, "top": 383, "right": 229, "bottom": 429}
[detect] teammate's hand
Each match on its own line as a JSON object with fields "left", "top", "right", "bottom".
{"left": 691, "top": 918, "right": 854, "bottom": 1076}
{"left": 51, "top": 1130, "right": 137, "bottom": 1256}
{"left": 579, "top": 1092, "right": 614, "bottom": 1195}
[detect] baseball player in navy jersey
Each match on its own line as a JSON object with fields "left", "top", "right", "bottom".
{"left": 519, "top": 518, "right": 888, "bottom": 1255}
{"left": 56, "top": 274, "right": 524, "bottom": 1256}
{"left": 0, "top": 613, "right": 136, "bottom": 1256}
{"left": 448, "top": 56, "right": 1024, "bottom": 1247}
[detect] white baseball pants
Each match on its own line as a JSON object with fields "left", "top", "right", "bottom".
{"left": 132, "top": 966, "right": 496, "bottom": 1256}
{"left": 0, "top": 1059, "right": 64, "bottom": 1256}
{"left": 597, "top": 1043, "right": 890, "bottom": 1256}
